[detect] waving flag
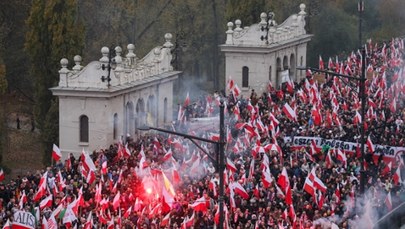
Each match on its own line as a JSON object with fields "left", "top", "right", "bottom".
{"left": 52, "top": 144, "right": 62, "bottom": 161}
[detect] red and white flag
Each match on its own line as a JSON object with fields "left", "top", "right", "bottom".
{"left": 226, "top": 158, "right": 237, "bottom": 173}
{"left": 277, "top": 167, "right": 289, "bottom": 190}
{"left": 385, "top": 192, "right": 393, "bottom": 211}
{"left": 230, "top": 182, "right": 249, "bottom": 200}
{"left": 52, "top": 144, "right": 62, "bottom": 161}
{"left": 282, "top": 103, "right": 297, "bottom": 122}
{"left": 113, "top": 191, "right": 121, "bottom": 210}
{"left": 0, "top": 168, "right": 4, "bottom": 182}
{"left": 2, "top": 219, "right": 11, "bottom": 229}
{"left": 393, "top": 167, "right": 402, "bottom": 185}
{"left": 39, "top": 194, "right": 53, "bottom": 210}
{"left": 190, "top": 196, "right": 207, "bottom": 212}
{"left": 366, "top": 136, "right": 375, "bottom": 153}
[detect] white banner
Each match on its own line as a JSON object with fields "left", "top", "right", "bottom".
{"left": 284, "top": 136, "right": 405, "bottom": 162}
{"left": 12, "top": 210, "right": 35, "bottom": 229}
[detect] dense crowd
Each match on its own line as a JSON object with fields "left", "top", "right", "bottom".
{"left": 0, "top": 37, "right": 404, "bottom": 229}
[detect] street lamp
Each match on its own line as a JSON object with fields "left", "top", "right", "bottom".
{"left": 101, "top": 46, "right": 117, "bottom": 87}
{"left": 358, "top": 1, "right": 364, "bottom": 47}
{"left": 138, "top": 100, "right": 226, "bottom": 229}
{"left": 261, "top": 12, "right": 275, "bottom": 44}
{"left": 297, "top": 48, "right": 367, "bottom": 194}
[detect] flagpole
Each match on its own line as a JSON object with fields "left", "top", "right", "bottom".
{"left": 218, "top": 99, "right": 225, "bottom": 229}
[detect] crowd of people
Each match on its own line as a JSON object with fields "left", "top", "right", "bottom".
{"left": 0, "top": 37, "right": 404, "bottom": 229}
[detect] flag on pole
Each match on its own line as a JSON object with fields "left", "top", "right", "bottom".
{"left": 52, "top": 144, "right": 62, "bottom": 161}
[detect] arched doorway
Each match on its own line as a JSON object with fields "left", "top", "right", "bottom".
{"left": 276, "top": 57, "right": 282, "bottom": 87}
{"left": 147, "top": 95, "right": 155, "bottom": 126}
{"left": 283, "top": 55, "right": 289, "bottom": 70}
{"left": 125, "top": 102, "right": 134, "bottom": 137}
{"left": 136, "top": 98, "right": 145, "bottom": 133}
{"left": 290, "top": 53, "right": 296, "bottom": 81}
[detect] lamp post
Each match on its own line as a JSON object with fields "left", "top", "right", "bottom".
{"left": 101, "top": 47, "right": 117, "bottom": 87}
{"left": 297, "top": 48, "right": 367, "bottom": 194}
{"left": 138, "top": 100, "right": 226, "bottom": 229}
{"left": 261, "top": 12, "right": 275, "bottom": 45}
{"left": 358, "top": 1, "right": 364, "bottom": 48}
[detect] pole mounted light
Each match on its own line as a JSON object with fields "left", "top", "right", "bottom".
{"left": 297, "top": 48, "right": 367, "bottom": 194}
{"left": 261, "top": 12, "right": 275, "bottom": 44}
{"left": 101, "top": 47, "right": 117, "bottom": 87}
{"left": 138, "top": 100, "right": 226, "bottom": 229}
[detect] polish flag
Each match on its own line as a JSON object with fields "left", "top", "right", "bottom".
{"left": 190, "top": 196, "right": 207, "bottom": 212}
{"left": 113, "top": 191, "right": 121, "bottom": 210}
{"left": 282, "top": 103, "right": 297, "bottom": 122}
{"left": 0, "top": 168, "right": 4, "bottom": 182}
{"left": 385, "top": 192, "right": 392, "bottom": 211}
{"left": 226, "top": 158, "right": 237, "bottom": 173}
{"left": 2, "top": 219, "right": 11, "bottom": 229}
{"left": 336, "top": 149, "right": 347, "bottom": 167}
{"left": 353, "top": 110, "right": 362, "bottom": 125}
{"left": 335, "top": 184, "right": 341, "bottom": 204}
{"left": 209, "top": 179, "right": 217, "bottom": 197}
{"left": 162, "top": 149, "right": 173, "bottom": 161}
{"left": 277, "top": 167, "right": 289, "bottom": 190}
{"left": 262, "top": 168, "right": 273, "bottom": 188}
{"left": 83, "top": 212, "right": 93, "bottom": 229}
{"left": 393, "top": 167, "right": 402, "bottom": 185}
{"left": 366, "top": 136, "right": 375, "bottom": 153}
{"left": 285, "top": 185, "right": 293, "bottom": 205}
{"left": 319, "top": 55, "right": 324, "bottom": 70}
{"left": 160, "top": 212, "right": 171, "bottom": 227}
{"left": 52, "top": 144, "right": 62, "bottom": 161}
{"left": 39, "top": 194, "right": 53, "bottom": 210}
{"left": 232, "top": 84, "right": 241, "bottom": 97}
{"left": 123, "top": 206, "right": 132, "bottom": 218}
{"left": 303, "top": 177, "right": 315, "bottom": 196}
{"left": 81, "top": 150, "right": 96, "bottom": 172}
{"left": 311, "top": 107, "right": 322, "bottom": 126}
{"left": 231, "top": 182, "right": 249, "bottom": 200}
{"left": 183, "top": 92, "right": 190, "bottom": 107}
{"left": 101, "top": 161, "right": 107, "bottom": 175}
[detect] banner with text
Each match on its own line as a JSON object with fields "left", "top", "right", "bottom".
{"left": 284, "top": 136, "right": 405, "bottom": 163}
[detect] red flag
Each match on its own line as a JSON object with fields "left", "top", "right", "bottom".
{"left": 2, "top": 219, "right": 11, "bottom": 229}
{"left": 277, "top": 167, "right": 289, "bottom": 190}
{"left": 123, "top": 206, "right": 132, "bottom": 218}
{"left": 52, "top": 144, "right": 62, "bottom": 161}
{"left": 311, "top": 107, "right": 322, "bottom": 126}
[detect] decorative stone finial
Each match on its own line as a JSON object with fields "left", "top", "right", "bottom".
{"left": 227, "top": 22, "right": 234, "bottom": 31}
{"left": 114, "top": 46, "right": 123, "bottom": 71}
{"left": 299, "top": 3, "right": 306, "bottom": 16}
{"left": 60, "top": 58, "right": 69, "bottom": 70}
{"left": 72, "top": 55, "right": 83, "bottom": 72}
{"left": 163, "top": 33, "right": 173, "bottom": 48}
{"left": 260, "top": 12, "right": 267, "bottom": 26}
{"left": 153, "top": 47, "right": 161, "bottom": 56}
{"left": 226, "top": 22, "right": 234, "bottom": 45}
{"left": 234, "top": 19, "right": 242, "bottom": 32}
{"left": 100, "top": 47, "right": 109, "bottom": 63}
{"left": 126, "top": 44, "right": 136, "bottom": 68}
